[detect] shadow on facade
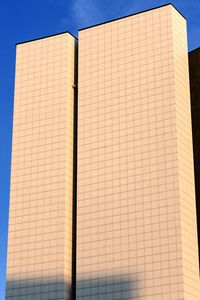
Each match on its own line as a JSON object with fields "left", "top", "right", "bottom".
{"left": 6, "top": 277, "right": 71, "bottom": 300}
{"left": 76, "top": 274, "right": 138, "bottom": 299}
{"left": 6, "top": 274, "right": 138, "bottom": 299}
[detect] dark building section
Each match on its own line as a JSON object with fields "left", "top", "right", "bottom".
{"left": 189, "top": 48, "right": 200, "bottom": 265}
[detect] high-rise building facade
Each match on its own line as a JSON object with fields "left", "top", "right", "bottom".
{"left": 77, "top": 4, "right": 200, "bottom": 299}
{"left": 6, "top": 33, "right": 77, "bottom": 300}
{"left": 6, "top": 4, "right": 200, "bottom": 300}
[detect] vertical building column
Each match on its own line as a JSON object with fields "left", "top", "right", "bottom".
{"left": 6, "top": 33, "right": 77, "bottom": 300}
{"left": 77, "top": 4, "right": 200, "bottom": 299}
{"left": 171, "top": 11, "right": 200, "bottom": 297}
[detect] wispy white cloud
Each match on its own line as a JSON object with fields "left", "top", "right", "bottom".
{"left": 54, "top": 0, "right": 200, "bottom": 50}
{"left": 69, "top": 0, "right": 103, "bottom": 28}
{"left": 59, "top": 0, "right": 152, "bottom": 31}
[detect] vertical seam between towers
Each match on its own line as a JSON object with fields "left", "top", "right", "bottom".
{"left": 71, "top": 40, "right": 78, "bottom": 300}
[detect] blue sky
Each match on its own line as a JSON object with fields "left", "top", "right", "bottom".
{"left": 0, "top": 0, "right": 200, "bottom": 298}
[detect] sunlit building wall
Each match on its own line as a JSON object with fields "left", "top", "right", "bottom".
{"left": 6, "top": 33, "right": 77, "bottom": 300}
{"left": 77, "top": 4, "right": 200, "bottom": 299}
{"left": 5, "top": 4, "right": 200, "bottom": 300}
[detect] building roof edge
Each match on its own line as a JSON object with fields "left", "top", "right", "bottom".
{"left": 78, "top": 3, "right": 185, "bottom": 32}
{"left": 16, "top": 31, "right": 77, "bottom": 46}
{"left": 189, "top": 47, "right": 200, "bottom": 54}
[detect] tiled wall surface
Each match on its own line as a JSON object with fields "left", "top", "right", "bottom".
{"left": 6, "top": 33, "right": 77, "bottom": 300}
{"left": 6, "top": 4, "right": 200, "bottom": 300}
{"left": 171, "top": 11, "right": 200, "bottom": 298}
{"left": 77, "top": 5, "right": 200, "bottom": 299}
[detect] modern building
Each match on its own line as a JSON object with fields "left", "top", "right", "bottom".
{"left": 77, "top": 4, "right": 200, "bottom": 300}
{"left": 6, "top": 3, "right": 200, "bottom": 300}
{"left": 6, "top": 33, "right": 77, "bottom": 300}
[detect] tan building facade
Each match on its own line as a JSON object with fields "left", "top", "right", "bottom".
{"left": 77, "top": 4, "right": 200, "bottom": 299}
{"left": 6, "top": 4, "right": 200, "bottom": 300}
{"left": 6, "top": 33, "right": 77, "bottom": 300}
